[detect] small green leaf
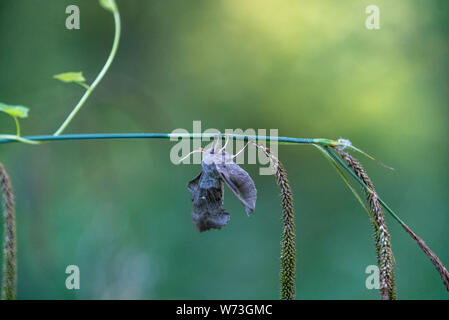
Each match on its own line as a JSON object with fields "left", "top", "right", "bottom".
{"left": 99, "top": 0, "right": 117, "bottom": 12}
{"left": 53, "top": 72, "right": 86, "bottom": 84}
{"left": 0, "top": 103, "right": 29, "bottom": 118}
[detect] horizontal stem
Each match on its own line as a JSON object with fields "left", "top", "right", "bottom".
{"left": 0, "top": 135, "right": 41, "bottom": 145}
{"left": 0, "top": 133, "right": 321, "bottom": 145}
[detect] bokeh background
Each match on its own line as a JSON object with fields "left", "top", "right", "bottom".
{"left": 0, "top": 0, "right": 448, "bottom": 299}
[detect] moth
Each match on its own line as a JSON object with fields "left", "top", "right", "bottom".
{"left": 186, "top": 141, "right": 257, "bottom": 232}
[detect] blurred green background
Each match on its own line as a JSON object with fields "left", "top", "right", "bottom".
{"left": 0, "top": 0, "right": 448, "bottom": 299}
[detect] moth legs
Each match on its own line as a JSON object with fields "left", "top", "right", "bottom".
{"left": 232, "top": 141, "right": 251, "bottom": 159}
{"left": 212, "top": 134, "right": 250, "bottom": 158}
{"left": 218, "top": 134, "right": 230, "bottom": 153}
{"left": 251, "top": 141, "right": 280, "bottom": 169}
{"left": 178, "top": 148, "right": 205, "bottom": 163}
{"left": 211, "top": 133, "right": 231, "bottom": 154}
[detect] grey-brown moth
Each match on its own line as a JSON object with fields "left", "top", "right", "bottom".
{"left": 187, "top": 144, "right": 257, "bottom": 232}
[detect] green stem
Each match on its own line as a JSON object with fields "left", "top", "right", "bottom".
{"left": 12, "top": 117, "right": 20, "bottom": 137}
{"left": 77, "top": 82, "right": 90, "bottom": 90}
{"left": 313, "top": 144, "right": 379, "bottom": 229}
{"left": 324, "top": 146, "right": 406, "bottom": 227}
{"left": 0, "top": 135, "right": 41, "bottom": 145}
{"left": 0, "top": 133, "right": 321, "bottom": 145}
{"left": 53, "top": 9, "right": 121, "bottom": 136}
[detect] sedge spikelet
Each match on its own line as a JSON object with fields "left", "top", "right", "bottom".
{"left": 275, "top": 160, "right": 296, "bottom": 300}
{"left": 257, "top": 145, "right": 296, "bottom": 300}
{"left": 0, "top": 163, "right": 16, "bottom": 300}
{"left": 334, "top": 148, "right": 396, "bottom": 300}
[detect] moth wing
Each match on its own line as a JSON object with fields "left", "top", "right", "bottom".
{"left": 192, "top": 181, "right": 230, "bottom": 232}
{"left": 193, "top": 205, "right": 230, "bottom": 232}
{"left": 189, "top": 171, "right": 230, "bottom": 232}
{"left": 219, "top": 172, "right": 247, "bottom": 205}
{"left": 187, "top": 172, "right": 203, "bottom": 201}
{"left": 217, "top": 163, "right": 257, "bottom": 215}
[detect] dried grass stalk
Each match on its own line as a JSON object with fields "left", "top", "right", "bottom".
{"left": 0, "top": 163, "right": 16, "bottom": 300}
{"left": 334, "top": 148, "right": 396, "bottom": 300}
{"left": 401, "top": 223, "right": 449, "bottom": 292}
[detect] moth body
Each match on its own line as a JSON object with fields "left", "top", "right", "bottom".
{"left": 187, "top": 147, "right": 257, "bottom": 232}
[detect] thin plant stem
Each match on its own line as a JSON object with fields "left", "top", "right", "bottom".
{"left": 0, "top": 133, "right": 319, "bottom": 145}
{"left": 324, "top": 147, "right": 405, "bottom": 226}
{"left": 313, "top": 144, "right": 379, "bottom": 229}
{"left": 0, "top": 163, "right": 16, "bottom": 300}
{"left": 13, "top": 117, "right": 20, "bottom": 137}
{"left": 53, "top": 9, "right": 121, "bottom": 136}
{"left": 0, "top": 135, "right": 41, "bottom": 145}
{"left": 401, "top": 224, "right": 449, "bottom": 292}
{"left": 77, "top": 82, "right": 90, "bottom": 90}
